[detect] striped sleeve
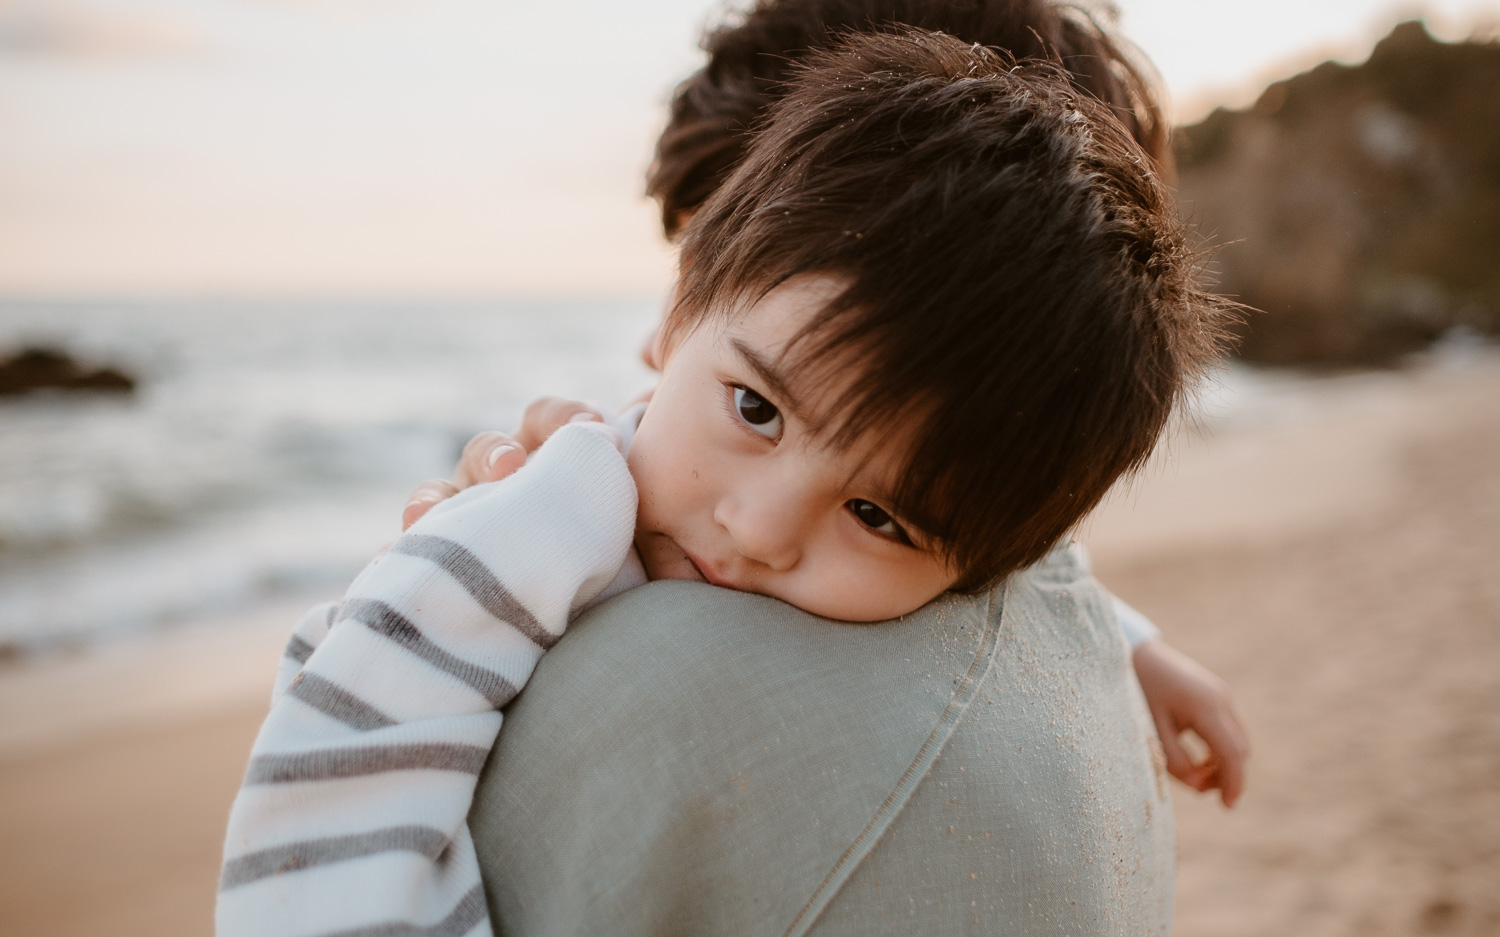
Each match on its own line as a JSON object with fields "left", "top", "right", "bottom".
{"left": 271, "top": 601, "right": 339, "bottom": 705}
{"left": 217, "top": 423, "right": 640, "bottom": 937}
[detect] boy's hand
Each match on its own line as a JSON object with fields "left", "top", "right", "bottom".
{"left": 401, "top": 397, "right": 604, "bottom": 530}
{"left": 1132, "top": 640, "right": 1250, "bottom": 808}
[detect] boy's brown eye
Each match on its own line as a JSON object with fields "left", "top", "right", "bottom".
{"left": 733, "top": 386, "right": 783, "bottom": 439}
{"left": 847, "top": 499, "right": 906, "bottom": 541}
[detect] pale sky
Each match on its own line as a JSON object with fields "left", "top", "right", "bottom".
{"left": 1, "top": 0, "right": 1496, "bottom": 299}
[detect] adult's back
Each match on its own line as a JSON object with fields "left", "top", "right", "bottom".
{"left": 470, "top": 544, "right": 1173, "bottom": 935}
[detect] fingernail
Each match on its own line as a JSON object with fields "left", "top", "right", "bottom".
{"left": 487, "top": 444, "right": 518, "bottom": 468}
{"left": 568, "top": 411, "right": 600, "bottom": 423}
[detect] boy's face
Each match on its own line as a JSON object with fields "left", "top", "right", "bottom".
{"left": 628, "top": 275, "right": 958, "bottom": 622}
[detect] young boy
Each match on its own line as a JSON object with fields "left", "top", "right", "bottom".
{"left": 219, "top": 30, "right": 1235, "bottom": 937}
{"left": 436, "top": 0, "right": 1247, "bottom": 809}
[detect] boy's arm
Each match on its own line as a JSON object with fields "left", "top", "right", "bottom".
{"left": 1071, "top": 543, "right": 1250, "bottom": 807}
{"left": 217, "top": 423, "right": 638, "bottom": 937}
{"left": 1132, "top": 639, "right": 1250, "bottom": 806}
{"left": 270, "top": 601, "right": 339, "bottom": 704}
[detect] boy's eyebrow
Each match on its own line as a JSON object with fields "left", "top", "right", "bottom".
{"left": 734, "top": 334, "right": 920, "bottom": 525}
{"left": 729, "top": 337, "right": 812, "bottom": 423}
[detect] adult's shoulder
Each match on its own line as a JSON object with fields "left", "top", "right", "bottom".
{"left": 471, "top": 546, "right": 1173, "bottom": 936}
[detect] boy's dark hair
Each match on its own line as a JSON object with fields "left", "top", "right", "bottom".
{"left": 667, "top": 28, "right": 1233, "bottom": 591}
{"left": 649, "top": 0, "right": 1168, "bottom": 238}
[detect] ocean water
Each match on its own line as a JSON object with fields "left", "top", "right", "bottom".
{"left": 0, "top": 298, "right": 659, "bottom": 654}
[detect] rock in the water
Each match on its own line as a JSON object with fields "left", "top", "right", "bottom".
{"left": 1174, "top": 21, "right": 1500, "bottom": 366}
{"left": 0, "top": 347, "right": 137, "bottom": 396}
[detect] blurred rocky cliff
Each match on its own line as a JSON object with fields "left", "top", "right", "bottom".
{"left": 1173, "top": 21, "right": 1500, "bottom": 366}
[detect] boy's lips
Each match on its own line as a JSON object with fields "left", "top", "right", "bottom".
{"left": 682, "top": 547, "right": 737, "bottom": 589}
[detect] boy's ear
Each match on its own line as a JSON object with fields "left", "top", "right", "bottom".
{"left": 640, "top": 326, "right": 665, "bottom": 371}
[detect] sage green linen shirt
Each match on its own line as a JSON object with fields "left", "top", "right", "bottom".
{"left": 470, "top": 543, "right": 1173, "bottom": 936}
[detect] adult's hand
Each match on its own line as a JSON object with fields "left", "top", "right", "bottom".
{"left": 400, "top": 397, "right": 605, "bottom": 530}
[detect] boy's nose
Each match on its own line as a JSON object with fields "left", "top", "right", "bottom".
{"left": 713, "top": 483, "right": 808, "bottom": 572}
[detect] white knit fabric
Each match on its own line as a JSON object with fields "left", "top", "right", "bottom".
{"left": 217, "top": 422, "right": 645, "bottom": 937}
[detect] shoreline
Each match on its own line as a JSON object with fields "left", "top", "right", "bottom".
{"left": 3, "top": 354, "right": 1499, "bottom": 935}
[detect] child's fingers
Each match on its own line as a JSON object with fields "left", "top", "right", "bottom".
{"left": 1195, "top": 708, "right": 1251, "bottom": 807}
{"left": 1178, "top": 760, "right": 1218, "bottom": 793}
{"left": 454, "top": 432, "right": 528, "bottom": 488}
{"left": 517, "top": 397, "right": 604, "bottom": 452}
{"left": 483, "top": 439, "right": 528, "bottom": 482}
{"left": 1218, "top": 763, "right": 1245, "bottom": 807}
{"left": 1150, "top": 710, "right": 1201, "bottom": 787}
{"left": 402, "top": 479, "right": 461, "bottom": 530}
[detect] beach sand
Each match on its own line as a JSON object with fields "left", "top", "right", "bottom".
{"left": 2, "top": 357, "right": 1497, "bottom": 936}
{"left": 0, "top": 609, "right": 300, "bottom": 937}
{"left": 1088, "top": 356, "right": 1500, "bottom": 937}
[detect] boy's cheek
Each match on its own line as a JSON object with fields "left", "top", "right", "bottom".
{"left": 629, "top": 426, "right": 706, "bottom": 507}
{"left": 792, "top": 556, "right": 958, "bottom": 623}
